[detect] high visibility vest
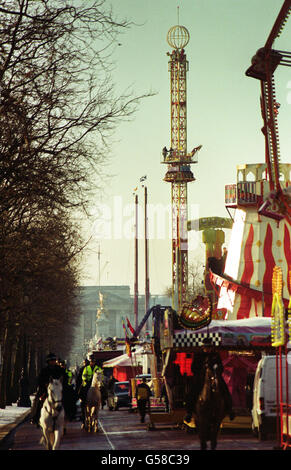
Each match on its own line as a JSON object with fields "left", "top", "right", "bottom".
{"left": 137, "top": 384, "right": 150, "bottom": 400}
{"left": 66, "top": 368, "right": 73, "bottom": 386}
{"left": 82, "top": 365, "right": 102, "bottom": 386}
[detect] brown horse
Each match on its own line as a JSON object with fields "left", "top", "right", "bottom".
{"left": 194, "top": 359, "right": 227, "bottom": 450}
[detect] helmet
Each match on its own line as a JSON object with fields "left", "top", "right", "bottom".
{"left": 202, "top": 337, "right": 213, "bottom": 346}
{"left": 46, "top": 353, "right": 57, "bottom": 362}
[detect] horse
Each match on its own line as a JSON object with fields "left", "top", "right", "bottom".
{"left": 194, "top": 359, "right": 227, "bottom": 450}
{"left": 39, "top": 377, "right": 65, "bottom": 450}
{"left": 84, "top": 371, "right": 102, "bottom": 432}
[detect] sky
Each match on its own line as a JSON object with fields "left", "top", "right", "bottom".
{"left": 79, "top": 0, "right": 291, "bottom": 297}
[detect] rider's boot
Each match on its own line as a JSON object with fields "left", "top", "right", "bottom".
{"left": 184, "top": 413, "right": 192, "bottom": 423}
{"left": 229, "top": 409, "right": 235, "bottom": 421}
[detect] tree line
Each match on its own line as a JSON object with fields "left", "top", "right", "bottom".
{"left": 0, "top": 0, "right": 151, "bottom": 407}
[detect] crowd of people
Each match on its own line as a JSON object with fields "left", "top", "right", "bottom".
{"left": 30, "top": 353, "right": 115, "bottom": 427}
{"left": 30, "top": 352, "right": 159, "bottom": 427}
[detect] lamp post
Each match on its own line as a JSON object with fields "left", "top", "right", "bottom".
{"left": 17, "top": 294, "right": 31, "bottom": 407}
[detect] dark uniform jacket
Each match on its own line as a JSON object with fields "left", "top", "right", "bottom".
{"left": 37, "top": 364, "right": 67, "bottom": 396}
{"left": 191, "top": 351, "right": 224, "bottom": 377}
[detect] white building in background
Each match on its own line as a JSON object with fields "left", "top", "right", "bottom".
{"left": 69, "top": 285, "right": 171, "bottom": 367}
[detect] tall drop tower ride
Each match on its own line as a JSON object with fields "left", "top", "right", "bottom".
{"left": 162, "top": 25, "right": 202, "bottom": 311}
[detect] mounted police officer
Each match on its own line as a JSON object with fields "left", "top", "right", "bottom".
{"left": 79, "top": 355, "right": 103, "bottom": 427}
{"left": 76, "top": 358, "right": 89, "bottom": 397}
{"left": 31, "top": 353, "right": 67, "bottom": 426}
{"left": 185, "top": 338, "right": 235, "bottom": 423}
{"left": 59, "top": 360, "right": 73, "bottom": 386}
{"left": 59, "top": 359, "right": 77, "bottom": 421}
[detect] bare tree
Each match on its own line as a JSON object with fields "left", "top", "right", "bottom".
{"left": 164, "top": 261, "right": 205, "bottom": 305}
{"left": 0, "top": 0, "right": 153, "bottom": 406}
{"left": 0, "top": 0, "right": 152, "bottom": 219}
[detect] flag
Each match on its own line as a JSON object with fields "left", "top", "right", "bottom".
{"left": 126, "top": 317, "right": 135, "bottom": 335}
{"left": 125, "top": 338, "right": 132, "bottom": 357}
{"left": 121, "top": 317, "right": 128, "bottom": 339}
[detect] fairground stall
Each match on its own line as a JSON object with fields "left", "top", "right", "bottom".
{"left": 270, "top": 265, "right": 291, "bottom": 449}
{"left": 144, "top": 302, "right": 274, "bottom": 430}
{"left": 102, "top": 347, "right": 143, "bottom": 382}
{"left": 128, "top": 302, "right": 275, "bottom": 430}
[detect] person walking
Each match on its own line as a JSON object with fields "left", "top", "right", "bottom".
{"left": 136, "top": 377, "right": 151, "bottom": 423}
{"left": 161, "top": 378, "right": 169, "bottom": 412}
{"left": 107, "top": 373, "right": 118, "bottom": 410}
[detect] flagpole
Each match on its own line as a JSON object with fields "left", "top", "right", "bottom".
{"left": 144, "top": 184, "right": 150, "bottom": 327}
{"left": 134, "top": 193, "right": 138, "bottom": 331}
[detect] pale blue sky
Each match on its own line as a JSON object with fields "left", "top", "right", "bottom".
{"left": 80, "top": 0, "right": 291, "bottom": 297}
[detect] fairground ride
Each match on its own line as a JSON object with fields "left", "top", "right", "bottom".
{"left": 162, "top": 24, "right": 202, "bottom": 312}
{"left": 187, "top": 217, "right": 233, "bottom": 318}
{"left": 245, "top": 0, "right": 291, "bottom": 450}
{"left": 246, "top": 0, "right": 291, "bottom": 224}
{"left": 213, "top": 0, "right": 291, "bottom": 321}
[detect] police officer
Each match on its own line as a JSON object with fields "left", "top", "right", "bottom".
{"left": 76, "top": 358, "right": 89, "bottom": 397}
{"left": 79, "top": 355, "right": 103, "bottom": 427}
{"left": 31, "top": 353, "right": 67, "bottom": 426}
{"left": 185, "top": 338, "right": 235, "bottom": 423}
{"left": 59, "top": 360, "right": 73, "bottom": 386}
{"left": 81, "top": 356, "right": 102, "bottom": 388}
{"left": 59, "top": 359, "right": 76, "bottom": 421}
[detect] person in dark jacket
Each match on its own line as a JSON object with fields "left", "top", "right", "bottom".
{"left": 136, "top": 378, "right": 151, "bottom": 423}
{"left": 59, "top": 359, "right": 77, "bottom": 421}
{"left": 161, "top": 378, "right": 169, "bottom": 412}
{"left": 107, "top": 374, "right": 118, "bottom": 393}
{"left": 31, "top": 353, "right": 67, "bottom": 426}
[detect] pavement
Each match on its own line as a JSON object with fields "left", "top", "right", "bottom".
{"left": 0, "top": 402, "right": 32, "bottom": 446}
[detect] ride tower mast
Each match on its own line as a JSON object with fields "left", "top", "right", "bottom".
{"left": 162, "top": 24, "right": 202, "bottom": 311}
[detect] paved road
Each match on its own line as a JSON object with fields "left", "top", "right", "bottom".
{"left": 4, "top": 407, "right": 279, "bottom": 454}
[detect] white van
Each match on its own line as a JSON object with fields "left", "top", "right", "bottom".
{"left": 252, "top": 355, "right": 291, "bottom": 440}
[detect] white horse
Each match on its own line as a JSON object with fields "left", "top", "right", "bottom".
{"left": 84, "top": 371, "right": 102, "bottom": 432}
{"left": 39, "top": 377, "right": 65, "bottom": 450}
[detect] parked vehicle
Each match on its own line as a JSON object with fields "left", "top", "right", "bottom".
{"left": 107, "top": 381, "right": 131, "bottom": 411}
{"left": 252, "top": 355, "right": 291, "bottom": 440}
